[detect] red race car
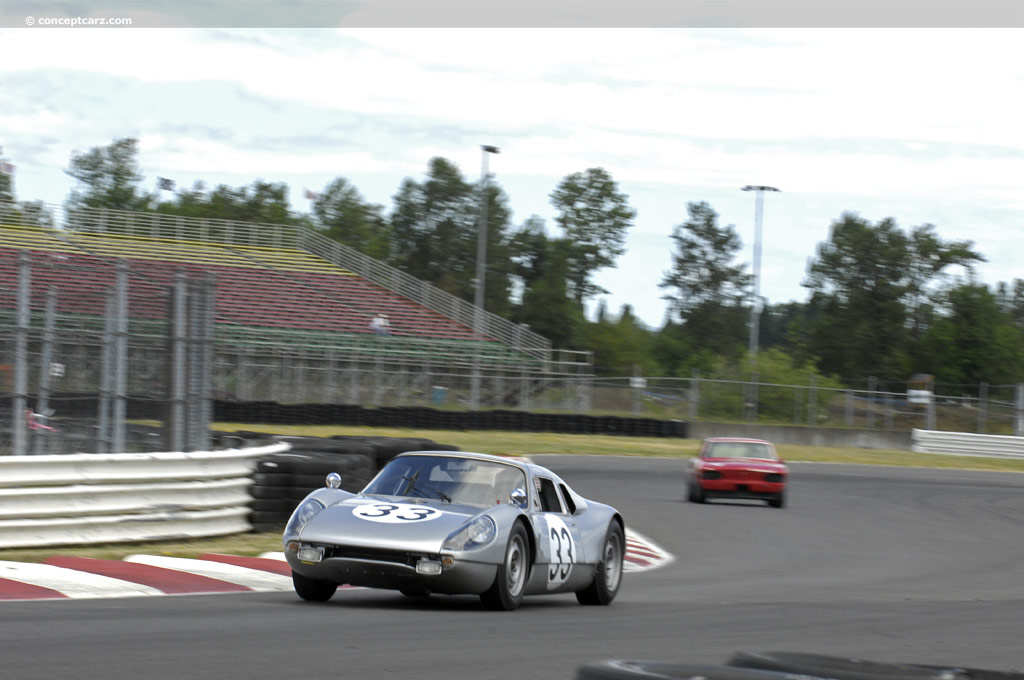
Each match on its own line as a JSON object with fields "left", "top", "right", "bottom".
{"left": 687, "top": 437, "right": 788, "bottom": 508}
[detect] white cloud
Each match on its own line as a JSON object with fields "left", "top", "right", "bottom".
{"left": 1, "top": 26, "right": 1021, "bottom": 328}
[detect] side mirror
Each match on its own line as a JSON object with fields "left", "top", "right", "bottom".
{"left": 325, "top": 472, "right": 343, "bottom": 489}
{"left": 509, "top": 487, "right": 527, "bottom": 508}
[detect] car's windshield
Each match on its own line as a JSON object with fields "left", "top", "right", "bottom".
{"left": 706, "top": 442, "right": 777, "bottom": 460}
{"left": 364, "top": 455, "right": 527, "bottom": 506}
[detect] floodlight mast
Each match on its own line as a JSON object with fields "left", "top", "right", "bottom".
{"left": 474, "top": 145, "right": 501, "bottom": 318}
{"left": 470, "top": 144, "right": 500, "bottom": 410}
{"left": 741, "top": 185, "right": 780, "bottom": 360}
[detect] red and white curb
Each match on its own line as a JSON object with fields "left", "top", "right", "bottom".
{"left": 0, "top": 553, "right": 293, "bottom": 600}
{"left": 1, "top": 531, "right": 671, "bottom": 601}
{"left": 624, "top": 530, "right": 673, "bottom": 573}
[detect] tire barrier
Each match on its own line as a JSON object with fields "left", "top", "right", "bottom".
{"left": 249, "top": 451, "right": 374, "bottom": 532}
{"left": 579, "top": 656, "right": 1024, "bottom": 680}
{"left": 728, "top": 651, "right": 1024, "bottom": 680}
{"left": 576, "top": 660, "right": 822, "bottom": 679}
{"left": 245, "top": 434, "right": 461, "bottom": 532}
{"left": 214, "top": 401, "right": 688, "bottom": 438}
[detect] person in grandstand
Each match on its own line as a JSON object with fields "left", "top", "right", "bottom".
{"left": 370, "top": 312, "right": 391, "bottom": 336}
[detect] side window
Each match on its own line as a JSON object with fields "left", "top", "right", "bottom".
{"left": 534, "top": 477, "right": 564, "bottom": 513}
{"left": 558, "top": 484, "right": 577, "bottom": 515}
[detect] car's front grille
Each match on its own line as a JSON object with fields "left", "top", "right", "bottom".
{"left": 323, "top": 545, "right": 436, "bottom": 567}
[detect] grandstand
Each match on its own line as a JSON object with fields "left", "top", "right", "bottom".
{"left": 0, "top": 203, "right": 594, "bottom": 414}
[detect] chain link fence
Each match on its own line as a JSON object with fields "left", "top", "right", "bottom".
{"left": 0, "top": 250, "right": 214, "bottom": 455}
{"left": 3, "top": 222, "right": 1022, "bottom": 453}
{"left": 591, "top": 376, "right": 1024, "bottom": 436}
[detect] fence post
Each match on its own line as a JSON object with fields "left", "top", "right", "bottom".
{"left": 688, "top": 370, "right": 699, "bottom": 421}
{"left": 33, "top": 287, "right": 57, "bottom": 454}
{"left": 1016, "top": 383, "right": 1023, "bottom": 437}
{"left": 631, "top": 366, "right": 643, "bottom": 415}
{"left": 12, "top": 252, "right": 30, "bottom": 456}
{"left": 169, "top": 270, "right": 187, "bottom": 453}
{"left": 807, "top": 374, "right": 817, "bottom": 425}
{"left": 977, "top": 382, "right": 988, "bottom": 434}
{"left": 112, "top": 261, "right": 128, "bottom": 454}
{"left": 867, "top": 376, "right": 876, "bottom": 429}
{"left": 97, "top": 289, "right": 114, "bottom": 453}
{"left": 845, "top": 389, "right": 854, "bottom": 427}
{"left": 924, "top": 391, "right": 937, "bottom": 431}
{"left": 884, "top": 383, "right": 894, "bottom": 430}
{"left": 745, "top": 371, "right": 759, "bottom": 422}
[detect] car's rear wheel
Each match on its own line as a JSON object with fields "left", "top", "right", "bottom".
{"left": 481, "top": 522, "right": 529, "bottom": 611}
{"left": 292, "top": 570, "right": 338, "bottom": 602}
{"left": 576, "top": 521, "right": 624, "bottom": 606}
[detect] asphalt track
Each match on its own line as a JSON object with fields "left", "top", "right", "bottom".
{"left": 2, "top": 455, "right": 1022, "bottom": 680}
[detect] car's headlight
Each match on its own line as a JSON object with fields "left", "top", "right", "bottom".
{"left": 442, "top": 515, "right": 496, "bottom": 551}
{"left": 284, "top": 498, "right": 325, "bottom": 536}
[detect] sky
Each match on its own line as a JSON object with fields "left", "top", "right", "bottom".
{"left": 1, "top": 22, "right": 1022, "bottom": 328}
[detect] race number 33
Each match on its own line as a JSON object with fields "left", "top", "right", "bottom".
{"left": 545, "top": 515, "right": 576, "bottom": 587}
{"left": 353, "top": 503, "right": 441, "bottom": 523}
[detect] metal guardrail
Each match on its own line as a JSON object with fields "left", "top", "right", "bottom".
{"left": 0, "top": 442, "right": 289, "bottom": 548}
{"left": 912, "top": 429, "right": 1024, "bottom": 459}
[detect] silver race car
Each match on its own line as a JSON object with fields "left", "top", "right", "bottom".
{"left": 282, "top": 451, "right": 624, "bottom": 610}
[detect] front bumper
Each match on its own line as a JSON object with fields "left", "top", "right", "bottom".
{"left": 698, "top": 479, "right": 784, "bottom": 500}
{"left": 285, "top": 543, "right": 498, "bottom": 595}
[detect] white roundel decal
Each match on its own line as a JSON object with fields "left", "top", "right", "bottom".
{"left": 546, "top": 515, "right": 577, "bottom": 588}
{"left": 352, "top": 503, "right": 442, "bottom": 523}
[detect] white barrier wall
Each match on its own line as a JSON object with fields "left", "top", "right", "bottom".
{"left": 0, "top": 443, "right": 290, "bottom": 549}
{"left": 912, "top": 429, "right": 1024, "bottom": 459}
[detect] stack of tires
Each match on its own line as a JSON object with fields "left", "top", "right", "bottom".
{"left": 245, "top": 434, "right": 460, "bottom": 532}
{"left": 576, "top": 652, "right": 1024, "bottom": 679}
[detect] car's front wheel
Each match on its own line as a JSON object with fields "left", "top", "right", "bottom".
{"left": 481, "top": 522, "right": 529, "bottom": 611}
{"left": 768, "top": 490, "right": 786, "bottom": 508}
{"left": 292, "top": 570, "right": 338, "bottom": 602}
{"left": 576, "top": 522, "right": 624, "bottom": 606}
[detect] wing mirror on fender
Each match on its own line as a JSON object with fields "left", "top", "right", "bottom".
{"left": 509, "top": 487, "right": 527, "bottom": 508}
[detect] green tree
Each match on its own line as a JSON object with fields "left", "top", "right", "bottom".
{"left": 65, "top": 137, "right": 151, "bottom": 212}
{"left": 389, "top": 157, "right": 514, "bottom": 312}
{"left": 804, "top": 214, "right": 913, "bottom": 381}
{"left": 920, "top": 282, "right": 1024, "bottom": 384}
{"left": 805, "top": 213, "right": 985, "bottom": 383}
{"left": 995, "top": 279, "right": 1024, "bottom": 329}
{"left": 659, "top": 201, "right": 751, "bottom": 357}
{"left": 905, "top": 223, "right": 985, "bottom": 364}
{"left": 0, "top": 156, "right": 55, "bottom": 227}
{"left": 549, "top": 167, "right": 636, "bottom": 304}
{"left": 0, "top": 164, "right": 12, "bottom": 202}
{"left": 313, "top": 178, "right": 390, "bottom": 259}
{"left": 154, "top": 179, "right": 300, "bottom": 245}
{"left": 514, "top": 236, "right": 582, "bottom": 348}
{"left": 582, "top": 303, "right": 656, "bottom": 376}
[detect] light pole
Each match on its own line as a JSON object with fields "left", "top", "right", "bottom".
{"left": 474, "top": 145, "right": 500, "bottom": 318}
{"left": 741, "top": 185, "right": 780, "bottom": 360}
{"left": 471, "top": 144, "right": 499, "bottom": 410}
{"left": 741, "top": 184, "right": 779, "bottom": 422}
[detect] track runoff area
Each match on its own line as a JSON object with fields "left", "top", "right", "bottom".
{"left": 0, "top": 530, "right": 670, "bottom": 601}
